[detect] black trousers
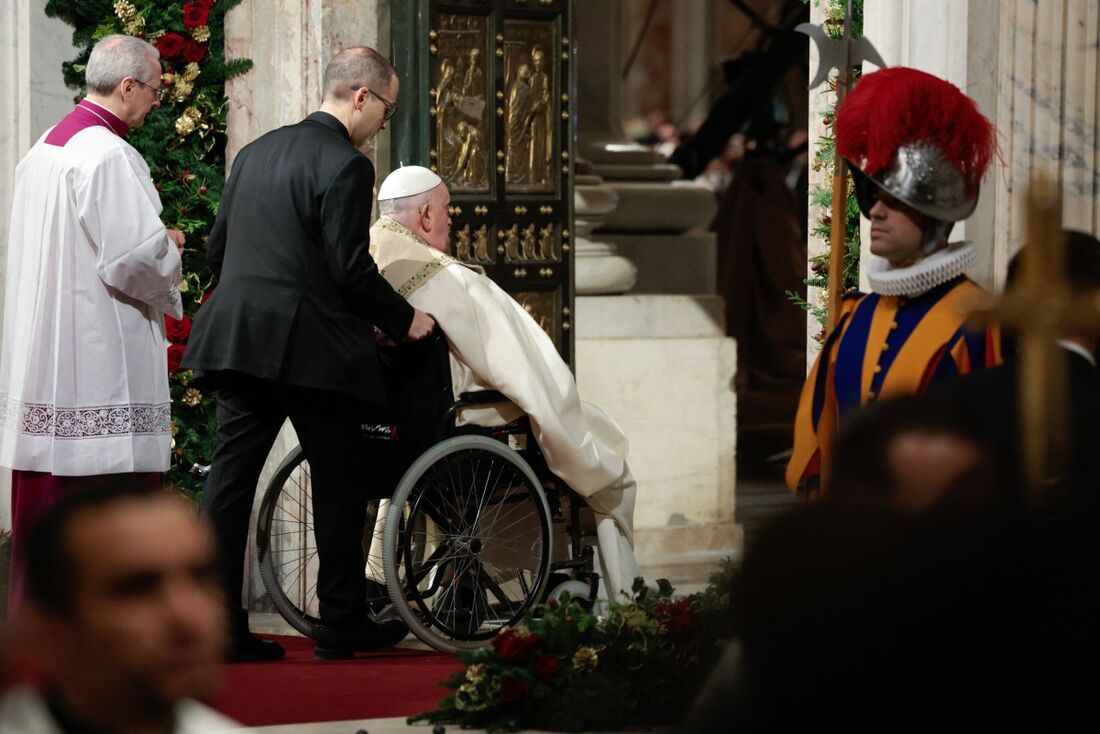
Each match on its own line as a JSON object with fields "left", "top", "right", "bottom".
{"left": 202, "top": 373, "right": 377, "bottom": 633}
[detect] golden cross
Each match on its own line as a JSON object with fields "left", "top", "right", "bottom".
{"left": 972, "top": 175, "right": 1100, "bottom": 500}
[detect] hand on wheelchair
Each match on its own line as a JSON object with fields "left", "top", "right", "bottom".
{"left": 405, "top": 308, "right": 436, "bottom": 341}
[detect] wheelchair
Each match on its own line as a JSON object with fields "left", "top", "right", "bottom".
{"left": 256, "top": 334, "right": 601, "bottom": 654}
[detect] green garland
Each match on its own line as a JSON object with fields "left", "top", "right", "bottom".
{"left": 45, "top": 0, "right": 251, "bottom": 495}
{"left": 789, "top": 0, "right": 863, "bottom": 341}
{"left": 412, "top": 563, "right": 737, "bottom": 733}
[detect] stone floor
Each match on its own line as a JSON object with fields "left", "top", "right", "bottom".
{"left": 734, "top": 460, "right": 798, "bottom": 552}
{"left": 237, "top": 716, "right": 652, "bottom": 733}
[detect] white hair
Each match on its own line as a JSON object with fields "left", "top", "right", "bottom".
{"left": 378, "top": 189, "right": 434, "bottom": 219}
{"left": 85, "top": 34, "right": 160, "bottom": 95}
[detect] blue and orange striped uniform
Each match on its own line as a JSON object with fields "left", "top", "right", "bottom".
{"left": 786, "top": 276, "right": 1001, "bottom": 493}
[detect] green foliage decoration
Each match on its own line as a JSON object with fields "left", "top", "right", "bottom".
{"left": 44, "top": 0, "right": 252, "bottom": 495}
{"left": 412, "top": 562, "right": 738, "bottom": 733}
{"left": 791, "top": 0, "right": 864, "bottom": 341}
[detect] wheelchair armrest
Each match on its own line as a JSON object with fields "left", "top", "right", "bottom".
{"left": 456, "top": 390, "right": 507, "bottom": 405}
{"left": 437, "top": 390, "right": 509, "bottom": 438}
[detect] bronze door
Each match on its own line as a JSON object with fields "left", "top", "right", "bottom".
{"left": 391, "top": 0, "right": 575, "bottom": 365}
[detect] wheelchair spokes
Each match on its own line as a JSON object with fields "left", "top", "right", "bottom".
{"left": 384, "top": 438, "right": 552, "bottom": 651}
{"left": 257, "top": 447, "right": 391, "bottom": 636}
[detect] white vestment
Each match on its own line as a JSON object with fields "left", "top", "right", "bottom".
{"left": 370, "top": 217, "right": 640, "bottom": 600}
{"left": 0, "top": 111, "right": 182, "bottom": 475}
{"left": 0, "top": 686, "right": 240, "bottom": 733}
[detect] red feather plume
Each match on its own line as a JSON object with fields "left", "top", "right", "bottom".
{"left": 835, "top": 67, "right": 996, "bottom": 192}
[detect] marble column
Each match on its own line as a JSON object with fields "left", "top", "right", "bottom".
{"left": 0, "top": 0, "right": 78, "bottom": 532}
{"left": 575, "top": 0, "right": 740, "bottom": 590}
{"left": 668, "top": 0, "right": 714, "bottom": 127}
{"left": 574, "top": 173, "right": 637, "bottom": 294}
{"left": 803, "top": 0, "right": 830, "bottom": 363}
{"left": 225, "top": 0, "right": 385, "bottom": 166}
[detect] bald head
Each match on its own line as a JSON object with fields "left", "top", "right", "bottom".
{"left": 323, "top": 47, "right": 396, "bottom": 102}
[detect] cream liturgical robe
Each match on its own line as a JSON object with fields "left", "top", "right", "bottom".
{"left": 0, "top": 103, "right": 182, "bottom": 475}
{"left": 370, "top": 217, "right": 640, "bottom": 600}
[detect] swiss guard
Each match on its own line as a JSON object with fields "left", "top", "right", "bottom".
{"left": 787, "top": 67, "right": 1001, "bottom": 495}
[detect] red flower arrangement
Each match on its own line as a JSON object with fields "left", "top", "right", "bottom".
{"left": 155, "top": 32, "right": 187, "bottom": 59}
{"left": 181, "top": 3, "right": 211, "bottom": 28}
{"left": 182, "top": 40, "right": 207, "bottom": 63}
{"left": 532, "top": 654, "right": 560, "bottom": 681}
{"left": 413, "top": 564, "right": 737, "bottom": 733}
{"left": 165, "top": 314, "right": 192, "bottom": 341}
{"left": 167, "top": 343, "right": 186, "bottom": 373}
{"left": 491, "top": 628, "right": 540, "bottom": 663}
{"left": 656, "top": 597, "right": 696, "bottom": 648}
{"left": 498, "top": 676, "right": 530, "bottom": 704}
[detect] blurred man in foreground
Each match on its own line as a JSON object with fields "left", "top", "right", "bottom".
{"left": 0, "top": 486, "right": 237, "bottom": 732}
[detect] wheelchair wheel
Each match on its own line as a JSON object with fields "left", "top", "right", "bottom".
{"left": 256, "top": 445, "right": 389, "bottom": 638}
{"left": 383, "top": 435, "right": 553, "bottom": 654}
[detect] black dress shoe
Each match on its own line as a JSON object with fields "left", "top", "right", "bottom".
{"left": 313, "top": 619, "right": 409, "bottom": 660}
{"left": 228, "top": 633, "right": 286, "bottom": 663}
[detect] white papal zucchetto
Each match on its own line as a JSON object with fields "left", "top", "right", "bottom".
{"left": 377, "top": 165, "right": 443, "bottom": 201}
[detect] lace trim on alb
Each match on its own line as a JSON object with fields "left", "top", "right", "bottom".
{"left": 0, "top": 395, "right": 171, "bottom": 439}
{"left": 865, "top": 242, "right": 977, "bottom": 297}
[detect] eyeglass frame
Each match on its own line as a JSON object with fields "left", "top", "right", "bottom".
{"left": 132, "top": 77, "right": 163, "bottom": 100}
{"left": 365, "top": 88, "right": 398, "bottom": 121}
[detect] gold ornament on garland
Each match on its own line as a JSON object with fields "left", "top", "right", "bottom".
{"left": 113, "top": 0, "right": 137, "bottom": 21}
{"left": 191, "top": 25, "right": 211, "bottom": 43}
{"left": 171, "top": 79, "right": 195, "bottom": 104}
{"left": 571, "top": 646, "right": 598, "bottom": 672}
{"left": 175, "top": 113, "right": 197, "bottom": 136}
{"left": 124, "top": 19, "right": 145, "bottom": 36}
{"left": 182, "top": 388, "right": 202, "bottom": 407}
{"left": 182, "top": 62, "right": 201, "bottom": 82}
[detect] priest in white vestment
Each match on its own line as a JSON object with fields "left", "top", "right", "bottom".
{"left": 370, "top": 166, "right": 640, "bottom": 601}
{"left": 0, "top": 36, "right": 183, "bottom": 614}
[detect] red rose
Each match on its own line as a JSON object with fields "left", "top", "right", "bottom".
{"left": 181, "top": 3, "right": 211, "bottom": 28}
{"left": 165, "top": 314, "right": 192, "bottom": 341}
{"left": 192, "top": 0, "right": 215, "bottom": 7}
{"left": 491, "top": 628, "right": 540, "bottom": 663}
{"left": 182, "top": 40, "right": 207, "bottom": 63}
{"left": 156, "top": 33, "right": 187, "bottom": 59}
{"left": 499, "top": 675, "right": 530, "bottom": 704}
{"left": 656, "top": 599, "right": 696, "bottom": 647}
{"left": 167, "top": 343, "right": 186, "bottom": 373}
{"left": 532, "top": 654, "right": 560, "bottom": 681}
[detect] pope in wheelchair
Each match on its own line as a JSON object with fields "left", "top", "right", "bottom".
{"left": 257, "top": 166, "right": 642, "bottom": 653}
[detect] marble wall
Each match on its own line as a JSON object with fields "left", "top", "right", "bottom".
{"left": 0, "top": 0, "right": 79, "bottom": 529}
{"left": 991, "top": 0, "right": 1100, "bottom": 286}
{"left": 224, "top": 0, "right": 385, "bottom": 168}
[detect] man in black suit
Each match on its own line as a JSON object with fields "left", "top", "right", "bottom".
{"left": 183, "top": 47, "right": 435, "bottom": 661}
{"left": 924, "top": 230, "right": 1100, "bottom": 509}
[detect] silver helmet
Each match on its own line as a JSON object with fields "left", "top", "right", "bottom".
{"left": 850, "top": 141, "right": 978, "bottom": 223}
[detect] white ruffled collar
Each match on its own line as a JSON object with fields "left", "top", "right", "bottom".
{"left": 865, "top": 242, "right": 976, "bottom": 297}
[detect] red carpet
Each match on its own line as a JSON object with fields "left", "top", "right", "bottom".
{"left": 212, "top": 635, "right": 464, "bottom": 727}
